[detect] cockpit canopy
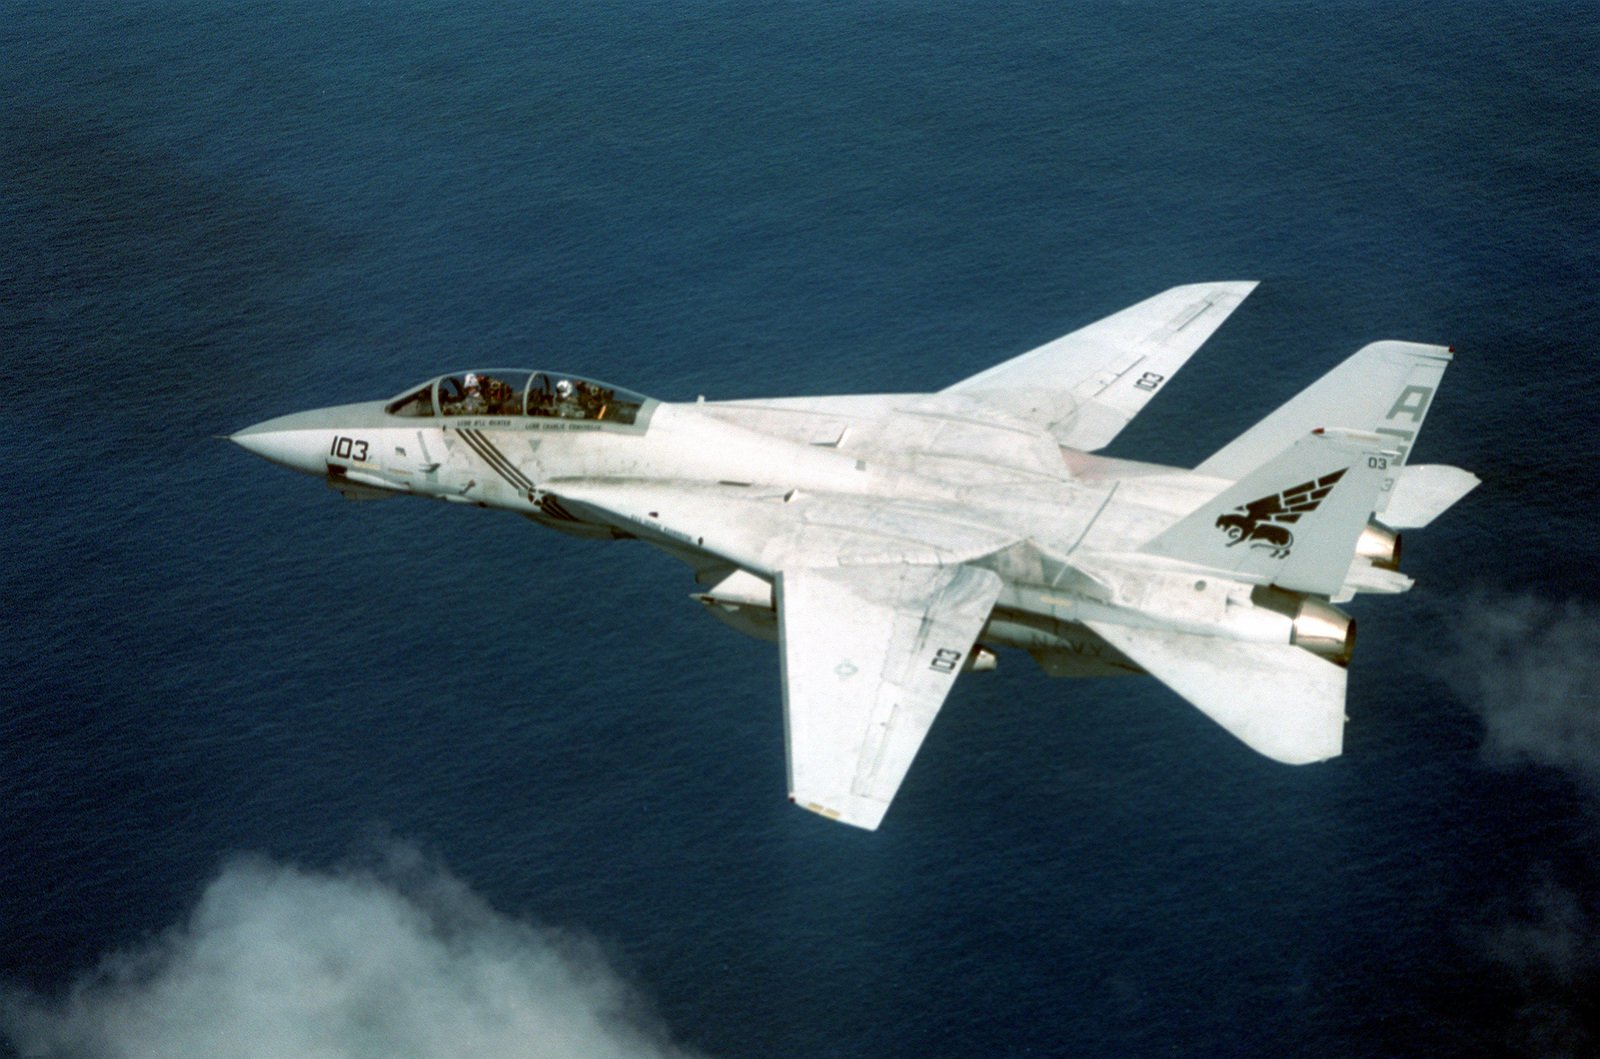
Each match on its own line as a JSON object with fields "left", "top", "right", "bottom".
{"left": 385, "top": 371, "right": 649, "bottom": 425}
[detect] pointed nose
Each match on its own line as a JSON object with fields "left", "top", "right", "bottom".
{"left": 230, "top": 414, "right": 331, "bottom": 475}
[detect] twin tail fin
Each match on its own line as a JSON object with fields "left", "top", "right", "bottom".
{"left": 1192, "top": 340, "right": 1477, "bottom": 526}
{"left": 1142, "top": 430, "right": 1394, "bottom": 596}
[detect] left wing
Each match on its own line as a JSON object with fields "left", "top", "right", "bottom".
{"left": 942, "top": 281, "right": 1258, "bottom": 451}
{"left": 780, "top": 563, "right": 1002, "bottom": 830}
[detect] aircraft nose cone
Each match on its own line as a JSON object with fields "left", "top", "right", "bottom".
{"left": 229, "top": 415, "right": 329, "bottom": 475}
{"left": 228, "top": 424, "right": 283, "bottom": 462}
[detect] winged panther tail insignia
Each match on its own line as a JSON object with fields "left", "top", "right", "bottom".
{"left": 1214, "top": 468, "right": 1347, "bottom": 557}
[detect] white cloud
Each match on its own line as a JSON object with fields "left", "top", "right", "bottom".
{"left": 1438, "top": 591, "right": 1600, "bottom": 1055}
{"left": 1, "top": 850, "right": 703, "bottom": 1059}
{"left": 1441, "top": 591, "right": 1600, "bottom": 784}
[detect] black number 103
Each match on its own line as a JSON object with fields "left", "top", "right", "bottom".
{"left": 330, "top": 436, "right": 369, "bottom": 461}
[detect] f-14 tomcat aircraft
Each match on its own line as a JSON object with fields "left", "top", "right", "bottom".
{"left": 233, "top": 283, "right": 1478, "bottom": 829}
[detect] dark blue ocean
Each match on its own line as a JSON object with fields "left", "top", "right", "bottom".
{"left": 3, "top": 3, "right": 1597, "bottom": 1056}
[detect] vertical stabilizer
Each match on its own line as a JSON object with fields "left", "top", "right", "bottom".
{"left": 1195, "top": 342, "right": 1453, "bottom": 524}
{"left": 1143, "top": 431, "right": 1393, "bottom": 596}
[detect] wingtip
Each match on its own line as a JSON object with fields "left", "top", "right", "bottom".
{"left": 1175, "top": 279, "right": 1259, "bottom": 297}
{"left": 790, "top": 792, "right": 885, "bottom": 830}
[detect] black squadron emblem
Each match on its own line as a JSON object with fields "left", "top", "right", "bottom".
{"left": 1214, "top": 469, "right": 1346, "bottom": 558}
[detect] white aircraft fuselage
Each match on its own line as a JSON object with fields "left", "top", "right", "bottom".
{"left": 233, "top": 284, "right": 1479, "bottom": 829}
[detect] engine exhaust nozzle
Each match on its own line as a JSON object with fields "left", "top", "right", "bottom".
{"left": 1356, "top": 520, "right": 1401, "bottom": 571}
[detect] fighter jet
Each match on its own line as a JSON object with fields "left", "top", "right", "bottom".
{"left": 232, "top": 283, "right": 1478, "bottom": 829}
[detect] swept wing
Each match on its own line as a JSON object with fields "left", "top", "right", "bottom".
{"left": 540, "top": 480, "right": 1014, "bottom": 829}
{"left": 780, "top": 564, "right": 1002, "bottom": 829}
{"left": 943, "top": 281, "right": 1258, "bottom": 451}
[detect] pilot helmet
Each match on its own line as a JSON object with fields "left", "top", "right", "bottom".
{"left": 555, "top": 379, "right": 574, "bottom": 399}
{"left": 464, "top": 372, "right": 481, "bottom": 392}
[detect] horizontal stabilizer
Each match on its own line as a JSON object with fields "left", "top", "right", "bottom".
{"left": 1382, "top": 464, "right": 1480, "bottom": 529}
{"left": 1143, "top": 430, "right": 1391, "bottom": 596}
{"left": 1084, "top": 620, "right": 1346, "bottom": 764}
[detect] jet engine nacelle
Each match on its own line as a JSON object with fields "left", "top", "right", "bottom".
{"left": 1355, "top": 520, "right": 1401, "bottom": 571}
{"left": 1287, "top": 597, "right": 1356, "bottom": 667}
{"left": 1250, "top": 586, "right": 1356, "bottom": 666}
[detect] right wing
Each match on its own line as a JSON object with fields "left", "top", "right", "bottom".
{"left": 1084, "top": 620, "right": 1346, "bottom": 764}
{"left": 780, "top": 563, "right": 1002, "bottom": 830}
{"left": 942, "top": 281, "right": 1258, "bottom": 452}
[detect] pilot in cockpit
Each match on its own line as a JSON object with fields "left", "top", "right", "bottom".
{"left": 554, "top": 378, "right": 583, "bottom": 418}
{"left": 479, "top": 374, "right": 514, "bottom": 414}
{"left": 458, "top": 372, "right": 487, "bottom": 414}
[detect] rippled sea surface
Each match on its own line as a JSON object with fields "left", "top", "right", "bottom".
{"left": 3, "top": 3, "right": 1597, "bottom": 1056}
